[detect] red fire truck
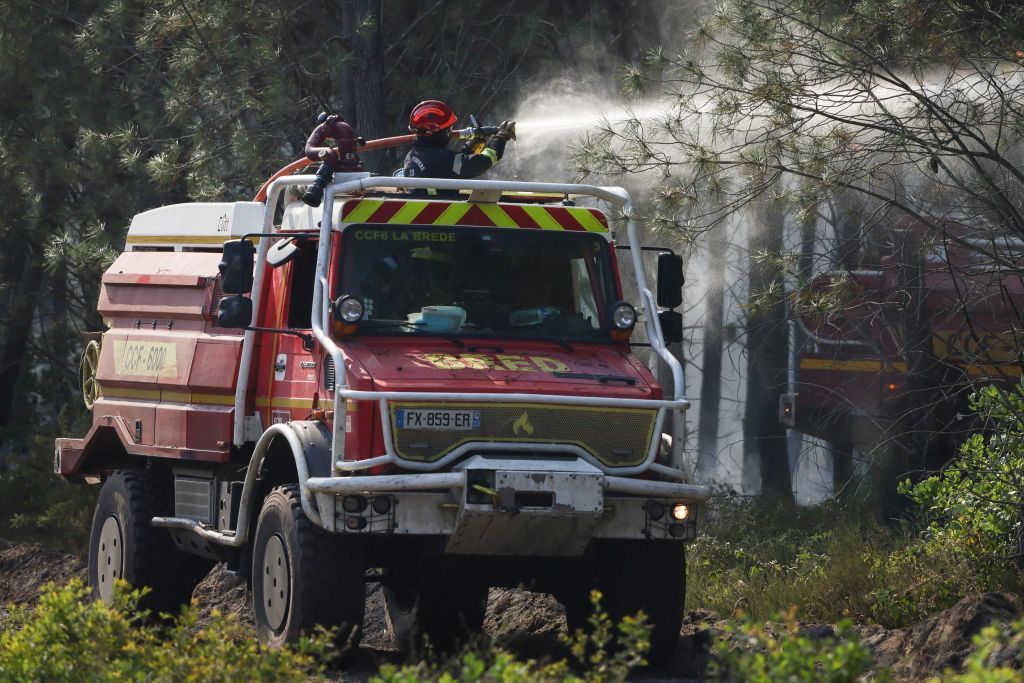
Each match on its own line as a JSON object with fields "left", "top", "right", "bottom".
{"left": 56, "top": 163, "right": 707, "bottom": 660}
{"left": 787, "top": 219, "right": 1024, "bottom": 490}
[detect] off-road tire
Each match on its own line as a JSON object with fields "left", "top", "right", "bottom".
{"left": 563, "top": 540, "right": 686, "bottom": 666}
{"left": 88, "top": 469, "right": 212, "bottom": 616}
{"left": 252, "top": 485, "right": 365, "bottom": 651}
{"left": 383, "top": 572, "right": 488, "bottom": 652}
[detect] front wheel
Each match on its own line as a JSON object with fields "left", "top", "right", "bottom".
{"left": 383, "top": 570, "right": 488, "bottom": 652}
{"left": 252, "top": 485, "right": 366, "bottom": 651}
{"left": 562, "top": 540, "right": 686, "bottom": 666}
{"left": 88, "top": 469, "right": 212, "bottom": 616}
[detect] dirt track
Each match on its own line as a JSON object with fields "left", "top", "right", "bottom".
{"left": 2, "top": 540, "right": 1021, "bottom": 680}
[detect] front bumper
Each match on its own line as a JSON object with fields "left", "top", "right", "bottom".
{"left": 305, "top": 456, "right": 710, "bottom": 556}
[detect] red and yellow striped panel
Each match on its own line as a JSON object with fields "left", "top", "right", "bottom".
{"left": 340, "top": 199, "right": 608, "bottom": 232}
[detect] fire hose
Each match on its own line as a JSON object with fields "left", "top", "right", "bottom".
{"left": 254, "top": 113, "right": 501, "bottom": 205}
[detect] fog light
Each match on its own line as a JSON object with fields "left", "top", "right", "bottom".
{"left": 671, "top": 503, "right": 689, "bottom": 521}
{"left": 669, "top": 523, "right": 685, "bottom": 538}
{"left": 342, "top": 495, "right": 367, "bottom": 513}
{"left": 372, "top": 496, "right": 391, "bottom": 514}
{"left": 646, "top": 501, "right": 665, "bottom": 520}
{"left": 345, "top": 516, "right": 367, "bottom": 530}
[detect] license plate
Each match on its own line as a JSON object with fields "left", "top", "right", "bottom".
{"left": 396, "top": 408, "right": 481, "bottom": 430}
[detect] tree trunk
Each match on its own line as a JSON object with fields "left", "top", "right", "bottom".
{"left": 352, "top": 0, "right": 386, "bottom": 142}
{"left": 697, "top": 226, "right": 726, "bottom": 480}
{"left": 0, "top": 245, "right": 44, "bottom": 453}
{"left": 745, "top": 203, "right": 794, "bottom": 501}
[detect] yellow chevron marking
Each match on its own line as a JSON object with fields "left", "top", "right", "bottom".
{"left": 478, "top": 203, "right": 518, "bottom": 228}
{"left": 388, "top": 201, "right": 429, "bottom": 224}
{"left": 343, "top": 200, "right": 383, "bottom": 223}
{"left": 521, "top": 206, "right": 564, "bottom": 230}
{"left": 435, "top": 203, "right": 472, "bottom": 225}
{"left": 571, "top": 209, "right": 608, "bottom": 233}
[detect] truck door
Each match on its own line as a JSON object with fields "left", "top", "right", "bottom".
{"left": 255, "top": 240, "right": 320, "bottom": 425}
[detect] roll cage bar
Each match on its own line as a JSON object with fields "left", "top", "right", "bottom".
{"left": 233, "top": 175, "right": 692, "bottom": 482}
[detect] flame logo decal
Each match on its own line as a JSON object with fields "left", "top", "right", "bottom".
{"left": 512, "top": 412, "right": 535, "bottom": 436}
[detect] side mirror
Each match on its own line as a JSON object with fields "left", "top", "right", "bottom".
{"left": 219, "top": 239, "right": 255, "bottom": 294}
{"left": 656, "top": 252, "right": 683, "bottom": 309}
{"left": 658, "top": 310, "right": 683, "bottom": 345}
{"left": 267, "top": 237, "right": 300, "bottom": 268}
{"left": 217, "top": 295, "right": 253, "bottom": 328}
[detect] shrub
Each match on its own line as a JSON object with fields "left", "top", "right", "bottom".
{"left": 371, "top": 591, "right": 650, "bottom": 683}
{"left": 0, "top": 580, "right": 328, "bottom": 682}
{"left": 906, "top": 384, "right": 1024, "bottom": 571}
{"left": 866, "top": 384, "right": 1024, "bottom": 626}
{"left": 709, "top": 612, "right": 886, "bottom": 682}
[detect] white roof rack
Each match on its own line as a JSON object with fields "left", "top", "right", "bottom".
{"left": 125, "top": 202, "right": 265, "bottom": 251}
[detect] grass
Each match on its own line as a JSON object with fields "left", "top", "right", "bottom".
{"left": 685, "top": 491, "right": 1021, "bottom": 628}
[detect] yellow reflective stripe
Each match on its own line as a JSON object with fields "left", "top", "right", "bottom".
{"left": 435, "top": 203, "right": 472, "bottom": 224}
{"left": 126, "top": 235, "right": 258, "bottom": 245}
{"left": 389, "top": 201, "right": 429, "bottom": 224}
{"left": 478, "top": 203, "right": 518, "bottom": 228}
{"left": 255, "top": 397, "right": 317, "bottom": 409}
{"left": 343, "top": 199, "right": 383, "bottom": 223}
{"left": 482, "top": 147, "right": 498, "bottom": 166}
{"left": 98, "top": 385, "right": 235, "bottom": 405}
{"left": 570, "top": 209, "right": 607, "bottom": 233}
{"left": 799, "top": 358, "right": 909, "bottom": 373}
{"left": 522, "top": 206, "right": 564, "bottom": 230}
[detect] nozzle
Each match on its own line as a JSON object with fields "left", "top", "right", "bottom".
{"left": 302, "top": 163, "right": 334, "bottom": 207}
{"left": 455, "top": 126, "right": 499, "bottom": 140}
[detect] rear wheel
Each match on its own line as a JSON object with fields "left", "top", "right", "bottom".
{"left": 252, "top": 485, "right": 366, "bottom": 651}
{"left": 562, "top": 540, "right": 686, "bottom": 666}
{"left": 88, "top": 469, "right": 212, "bottom": 616}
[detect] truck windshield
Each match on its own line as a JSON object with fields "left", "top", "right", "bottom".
{"left": 338, "top": 225, "right": 619, "bottom": 342}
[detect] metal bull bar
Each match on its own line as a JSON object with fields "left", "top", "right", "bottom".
{"left": 236, "top": 176, "right": 703, "bottom": 502}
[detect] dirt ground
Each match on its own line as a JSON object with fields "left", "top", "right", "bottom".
{"left": 1, "top": 539, "right": 1021, "bottom": 681}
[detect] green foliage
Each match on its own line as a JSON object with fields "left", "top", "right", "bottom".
{"left": 710, "top": 613, "right": 884, "bottom": 682}
{"left": 865, "top": 384, "right": 1024, "bottom": 627}
{"left": 0, "top": 579, "right": 328, "bottom": 682}
{"left": 907, "top": 385, "right": 1024, "bottom": 568}
{"left": 372, "top": 591, "right": 650, "bottom": 683}
{"left": 0, "top": 436, "right": 96, "bottom": 552}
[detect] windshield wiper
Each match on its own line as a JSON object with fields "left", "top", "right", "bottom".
{"left": 553, "top": 371, "right": 636, "bottom": 386}
{"left": 361, "top": 322, "right": 465, "bottom": 347}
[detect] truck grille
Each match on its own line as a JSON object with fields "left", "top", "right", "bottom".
{"left": 388, "top": 402, "right": 657, "bottom": 468}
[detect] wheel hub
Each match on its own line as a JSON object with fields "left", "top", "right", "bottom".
{"left": 96, "top": 515, "right": 123, "bottom": 603}
{"left": 262, "top": 534, "right": 290, "bottom": 631}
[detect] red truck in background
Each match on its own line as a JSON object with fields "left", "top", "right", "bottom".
{"left": 787, "top": 219, "right": 1024, "bottom": 493}
{"left": 56, "top": 169, "right": 707, "bottom": 662}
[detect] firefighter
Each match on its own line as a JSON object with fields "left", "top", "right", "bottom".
{"left": 401, "top": 100, "right": 515, "bottom": 189}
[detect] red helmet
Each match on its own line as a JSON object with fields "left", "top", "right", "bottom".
{"left": 409, "top": 100, "right": 457, "bottom": 135}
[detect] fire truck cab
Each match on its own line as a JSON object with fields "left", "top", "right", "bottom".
{"left": 56, "top": 172, "right": 707, "bottom": 661}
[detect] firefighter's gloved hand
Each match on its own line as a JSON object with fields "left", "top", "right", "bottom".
{"left": 494, "top": 120, "right": 516, "bottom": 142}
{"left": 485, "top": 121, "right": 516, "bottom": 162}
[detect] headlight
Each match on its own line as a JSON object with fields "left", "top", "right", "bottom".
{"left": 610, "top": 303, "right": 634, "bottom": 329}
{"left": 671, "top": 503, "right": 689, "bottom": 521}
{"left": 334, "top": 295, "right": 364, "bottom": 324}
